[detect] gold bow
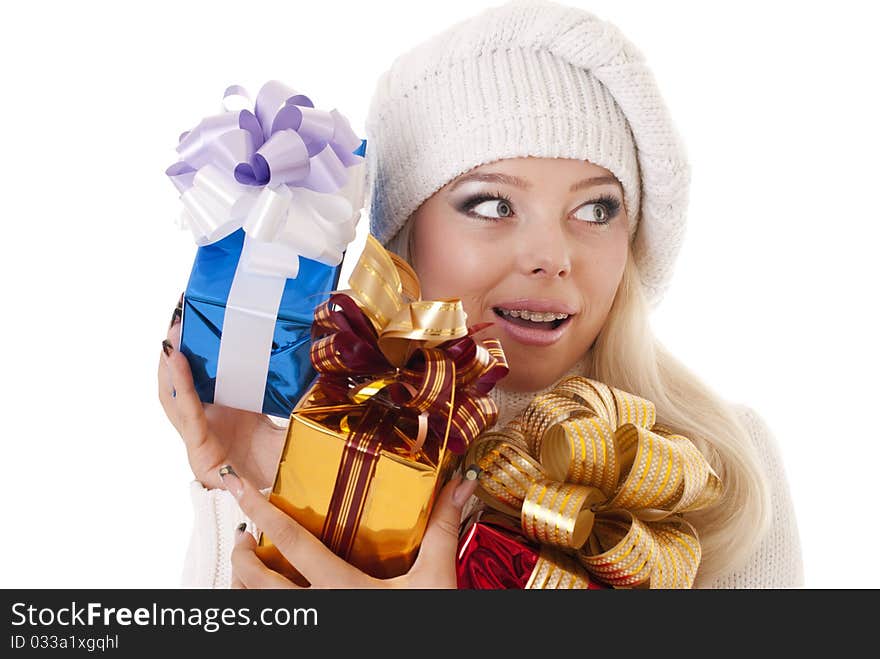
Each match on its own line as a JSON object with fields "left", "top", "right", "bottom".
{"left": 466, "top": 376, "right": 722, "bottom": 588}
{"left": 310, "top": 233, "right": 508, "bottom": 456}
{"left": 346, "top": 233, "right": 469, "bottom": 366}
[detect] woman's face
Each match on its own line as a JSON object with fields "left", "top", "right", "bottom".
{"left": 410, "top": 157, "right": 629, "bottom": 392}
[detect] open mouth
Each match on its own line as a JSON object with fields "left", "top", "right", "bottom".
{"left": 492, "top": 307, "right": 573, "bottom": 331}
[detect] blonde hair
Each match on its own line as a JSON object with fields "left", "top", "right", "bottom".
{"left": 385, "top": 215, "right": 772, "bottom": 587}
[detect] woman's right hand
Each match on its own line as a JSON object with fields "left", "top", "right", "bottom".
{"left": 157, "top": 294, "right": 287, "bottom": 491}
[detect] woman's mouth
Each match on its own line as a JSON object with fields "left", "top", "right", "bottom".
{"left": 491, "top": 306, "right": 575, "bottom": 347}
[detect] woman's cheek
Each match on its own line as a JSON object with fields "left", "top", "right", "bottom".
{"left": 418, "top": 238, "right": 501, "bottom": 302}
{"left": 581, "top": 230, "right": 628, "bottom": 301}
{"left": 596, "top": 256, "right": 624, "bottom": 303}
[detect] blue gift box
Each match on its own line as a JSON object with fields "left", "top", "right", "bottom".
{"left": 180, "top": 140, "right": 366, "bottom": 419}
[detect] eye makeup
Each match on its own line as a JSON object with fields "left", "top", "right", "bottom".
{"left": 456, "top": 191, "right": 515, "bottom": 220}
{"left": 574, "top": 193, "right": 621, "bottom": 224}
{"left": 455, "top": 188, "right": 622, "bottom": 225}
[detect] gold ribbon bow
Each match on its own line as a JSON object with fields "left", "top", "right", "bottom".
{"left": 466, "top": 376, "right": 722, "bottom": 589}
{"left": 310, "top": 233, "right": 508, "bottom": 456}
{"left": 345, "top": 232, "right": 469, "bottom": 364}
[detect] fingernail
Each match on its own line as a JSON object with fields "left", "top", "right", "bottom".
{"left": 236, "top": 522, "right": 247, "bottom": 535}
{"left": 169, "top": 295, "right": 183, "bottom": 329}
{"left": 453, "top": 464, "right": 481, "bottom": 507}
{"left": 163, "top": 339, "right": 176, "bottom": 398}
{"left": 219, "top": 465, "right": 244, "bottom": 500}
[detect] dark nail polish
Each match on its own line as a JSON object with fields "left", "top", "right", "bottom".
{"left": 169, "top": 302, "right": 183, "bottom": 330}
{"left": 219, "top": 465, "right": 244, "bottom": 499}
{"left": 464, "top": 464, "right": 482, "bottom": 481}
{"left": 236, "top": 522, "right": 247, "bottom": 534}
{"left": 162, "top": 339, "right": 174, "bottom": 357}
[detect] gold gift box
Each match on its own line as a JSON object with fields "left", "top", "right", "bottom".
{"left": 256, "top": 380, "right": 460, "bottom": 585}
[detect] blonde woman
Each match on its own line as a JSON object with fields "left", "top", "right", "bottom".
{"left": 159, "top": 0, "right": 803, "bottom": 588}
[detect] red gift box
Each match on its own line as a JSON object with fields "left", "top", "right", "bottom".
{"left": 456, "top": 511, "right": 605, "bottom": 590}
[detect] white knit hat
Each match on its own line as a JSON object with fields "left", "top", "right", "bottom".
{"left": 365, "top": 0, "right": 691, "bottom": 309}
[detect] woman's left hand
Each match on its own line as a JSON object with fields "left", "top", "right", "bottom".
{"left": 222, "top": 464, "right": 479, "bottom": 589}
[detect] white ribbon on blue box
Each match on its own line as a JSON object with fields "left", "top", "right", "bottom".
{"left": 166, "top": 81, "right": 367, "bottom": 417}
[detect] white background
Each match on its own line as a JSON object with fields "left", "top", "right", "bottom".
{"left": 2, "top": 0, "right": 877, "bottom": 588}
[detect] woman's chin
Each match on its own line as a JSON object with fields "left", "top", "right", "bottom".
{"left": 495, "top": 368, "right": 566, "bottom": 393}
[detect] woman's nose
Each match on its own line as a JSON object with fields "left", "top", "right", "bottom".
{"left": 518, "top": 221, "right": 572, "bottom": 279}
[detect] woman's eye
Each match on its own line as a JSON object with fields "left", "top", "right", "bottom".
{"left": 574, "top": 202, "right": 610, "bottom": 223}
{"left": 471, "top": 198, "right": 514, "bottom": 219}
{"left": 574, "top": 195, "right": 621, "bottom": 224}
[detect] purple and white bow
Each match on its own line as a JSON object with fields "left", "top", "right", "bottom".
{"left": 166, "top": 80, "right": 365, "bottom": 278}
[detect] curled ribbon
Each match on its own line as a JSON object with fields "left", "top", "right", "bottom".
{"left": 466, "top": 376, "right": 722, "bottom": 589}
{"left": 166, "top": 80, "right": 365, "bottom": 278}
{"left": 309, "top": 234, "right": 509, "bottom": 456}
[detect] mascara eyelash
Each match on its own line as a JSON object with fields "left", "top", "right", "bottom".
{"left": 587, "top": 194, "right": 621, "bottom": 222}
{"left": 458, "top": 191, "right": 515, "bottom": 219}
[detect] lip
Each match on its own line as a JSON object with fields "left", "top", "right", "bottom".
{"left": 490, "top": 307, "right": 576, "bottom": 347}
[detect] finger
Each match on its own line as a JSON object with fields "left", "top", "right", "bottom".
{"left": 411, "top": 465, "right": 480, "bottom": 580}
{"left": 166, "top": 304, "right": 182, "bottom": 348}
{"left": 158, "top": 293, "right": 185, "bottom": 426}
{"left": 168, "top": 292, "right": 184, "bottom": 334}
{"left": 157, "top": 352, "right": 179, "bottom": 429}
{"left": 231, "top": 523, "right": 299, "bottom": 589}
{"left": 162, "top": 331, "right": 209, "bottom": 454}
{"left": 219, "top": 465, "right": 370, "bottom": 587}
{"left": 231, "top": 543, "right": 247, "bottom": 589}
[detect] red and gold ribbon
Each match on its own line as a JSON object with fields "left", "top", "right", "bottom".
{"left": 308, "top": 234, "right": 509, "bottom": 560}
{"left": 466, "top": 376, "right": 722, "bottom": 589}
{"left": 310, "top": 234, "right": 508, "bottom": 454}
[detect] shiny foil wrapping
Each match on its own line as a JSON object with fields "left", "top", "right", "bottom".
{"left": 457, "top": 511, "right": 604, "bottom": 590}
{"left": 256, "top": 381, "right": 461, "bottom": 584}
{"left": 180, "top": 227, "right": 342, "bottom": 419}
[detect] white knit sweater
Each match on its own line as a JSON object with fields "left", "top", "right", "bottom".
{"left": 180, "top": 361, "right": 804, "bottom": 589}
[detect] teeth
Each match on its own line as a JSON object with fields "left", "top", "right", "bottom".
{"left": 498, "top": 308, "right": 570, "bottom": 322}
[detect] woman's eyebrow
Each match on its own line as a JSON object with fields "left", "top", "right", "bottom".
{"left": 448, "top": 172, "right": 620, "bottom": 192}
{"left": 568, "top": 175, "right": 620, "bottom": 192}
